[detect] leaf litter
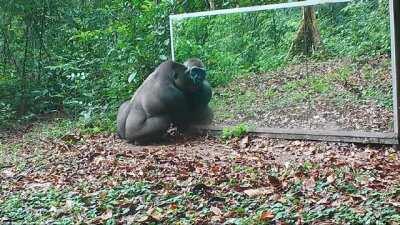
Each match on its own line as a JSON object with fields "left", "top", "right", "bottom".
{"left": 1, "top": 126, "right": 399, "bottom": 224}
{"left": 211, "top": 56, "right": 394, "bottom": 133}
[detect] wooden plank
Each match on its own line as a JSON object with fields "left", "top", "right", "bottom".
{"left": 390, "top": 0, "right": 400, "bottom": 138}
{"left": 193, "top": 125, "right": 398, "bottom": 145}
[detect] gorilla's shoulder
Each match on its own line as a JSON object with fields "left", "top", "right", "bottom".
{"left": 152, "top": 60, "right": 180, "bottom": 80}
{"left": 159, "top": 60, "right": 174, "bottom": 67}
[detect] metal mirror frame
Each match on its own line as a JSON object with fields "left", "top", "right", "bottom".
{"left": 169, "top": 0, "right": 400, "bottom": 145}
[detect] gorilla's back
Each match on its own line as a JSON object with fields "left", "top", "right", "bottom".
{"left": 131, "top": 61, "right": 182, "bottom": 116}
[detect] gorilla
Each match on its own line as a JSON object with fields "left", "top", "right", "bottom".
{"left": 175, "top": 58, "right": 213, "bottom": 127}
{"left": 117, "top": 59, "right": 212, "bottom": 144}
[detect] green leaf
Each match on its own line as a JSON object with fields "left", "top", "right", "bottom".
{"left": 128, "top": 71, "right": 138, "bottom": 84}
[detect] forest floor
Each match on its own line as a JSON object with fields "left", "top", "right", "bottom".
{"left": 211, "top": 55, "right": 394, "bottom": 132}
{"left": 1, "top": 121, "right": 399, "bottom": 224}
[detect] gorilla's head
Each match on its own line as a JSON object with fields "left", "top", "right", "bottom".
{"left": 184, "top": 58, "right": 207, "bottom": 90}
{"left": 172, "top": 62, "right": 199, "bottom": 93}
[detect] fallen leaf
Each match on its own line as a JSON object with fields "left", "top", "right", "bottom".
{"left": 26, "top": 182, "right": 52, "bottom": 189}
{"left": 388, "top": 153, "right": 398, "bottom": 161}
{"left": 260, "top": 211, "right": 274, "bottom": 221}
{"left": 65, "top": 199, "right": 74, "bottom": 210}
{"left": 303, "top": 177, "right": 316, "bottom": 191}
{"left": 240, "top": 136, "right": 249, "bottom": 148}
{"left": 327, "top": 174, "right": 336, "bottom": 184}
{"left": 147, "top": 207, "right": 163, "bottom": 221}
{"left": 122, "top": 215, "right": 136, "bottom": 225}
{"left": 136, "top": 215, "right": 149, "bottom": 223}
{"left": 170, "top": 204, "right": 177, "bottom": 210}
{"left": 268, "top": 175, "right": 282, "bottom": 190}
{"left": 292, "top": 140, "right": 302, "bottom": 146}
{"left": 1, "top": 168, "right": 15, "bottom": 178}
{"left": 100, "top": 209, "right": 113, "bottom": 220}
{"left": 211, "top": 165, "right": 220, "bottom": 173}
{"left": 150, "top": 211, "right": 162, "bottom": 221}
{"left": 275, "top": 144, "right": 285, "bottom": 148}
{"left": 210, "top": 206, "right": 222, "bottom": 215}
{"left": 61, "top": 134, "right": 81, "bottom": 143}
{"left": 244, "top": 187, "right": 274, "bottom": 197}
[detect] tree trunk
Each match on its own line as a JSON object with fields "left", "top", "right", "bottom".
{"left": 19, "top": 19, "right": 31, "bottom": 115}
{"left": 287, "top": 6, "right": 322, "bottom": 59}
{"left": 209, "top": 0, "right": 215, "bottom": 10}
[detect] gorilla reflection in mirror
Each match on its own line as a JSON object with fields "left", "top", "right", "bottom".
{"left": 173, "top": 58, "right": 213, "bottom": 129}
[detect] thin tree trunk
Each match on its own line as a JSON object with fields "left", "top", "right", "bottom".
{"left": 209, "top": 0, "right": 215, "bottom": 10}
{"left": 19, "top": 18, "right": 32, "bottom": 115}
{"left": 286, "top": 6, "right": 322, "bottom": 59}
{"left": 2, "top": 26, "right": 7, "bottom": 74}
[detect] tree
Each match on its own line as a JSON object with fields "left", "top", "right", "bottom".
{"left": 209, "top": 0, "right": 216, "bottom": 10}
{"left": 287, "top": 6, "right": 322, "bottom": 59}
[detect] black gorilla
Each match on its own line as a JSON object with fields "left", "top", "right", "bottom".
{"left": 117, "top": 59, "right": 212, "bottom": 144}
{"left": 175, "top": 58, "right": 213, "bottom": 127}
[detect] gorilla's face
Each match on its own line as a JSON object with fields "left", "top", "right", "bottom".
{"left": 173, "top": 67, "right": 199, "bottom": 93}
{"left": 187, "top": 66, "right": 206, "bottom": 90}
{"left": 173, "top": 58, "right": 207, "bottom": 93}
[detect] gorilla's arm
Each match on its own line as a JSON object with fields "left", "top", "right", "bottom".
{"left": 187, "top": 80, "right": 212, "bottom": 110}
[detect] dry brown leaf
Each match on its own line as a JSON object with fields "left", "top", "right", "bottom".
{"left": 170, "top": 203, "right": 177, "bottom": 210}
{"left": 240, "top": 136, "right": 249, "bottom": 148}
{"left": 1, "top": 168, "right": 15, "bottom": 178}
{"left": 211, "top": 165, "right": 220, "bottom": 173}
{"left": 303, "top": 177, "right": 316, "bottom": 191}
{"left": 150, "top": 211, "right": 162, "bottom": 221}
{"left": 260, "top": 211, "right": 274, "bottom": 221}
{"left": 61, "top": 134, "right": 81, "bottom": 143}
{"left": 244, "top": 187, "right": 274, "bottom": 197}
{"left": 276, "top": 221, "right": 290, "bottom": 225}
{"left": 210, "top": 206, "right": 222, "bottom": 215}
{"left": 268, "top": 175, "right": 282, "bottom": 190}
{"left": 100, "top": 209, "right": 113, "bottom": 220}
{"left": 327, "top": 174, "right": 336, "bottom": 184}
{"left": 147, "top": 207, "right": 163, "bottom": 221}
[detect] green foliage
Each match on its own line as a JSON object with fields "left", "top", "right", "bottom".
{"left": 174, "top": 9, "right": 302, "bottom": 86}
{"left": 174, "top": 0, "right": 390, "bottom": 90}
{"left": 320, "top": 0, "right": 390, "bottom": 58}
{"left": 4, "top": 179, "right": 395, "bottom": 224}
{"left": 0, "top": 0, "right": 392, "bottom": 129}
{"left": 0, "top": 0, "right": 174, "bottom": 126}
{"left": 221, "top": 123, "right": 249, "bottom": 139}
{"left": 0, "top": 182, "right": 151, "bottom": 225}
{"left": 0, "top": 103, "right": 16, "bottom": 128}
{"left": 77, "top": 110, "right": 117, "bottom": 134}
